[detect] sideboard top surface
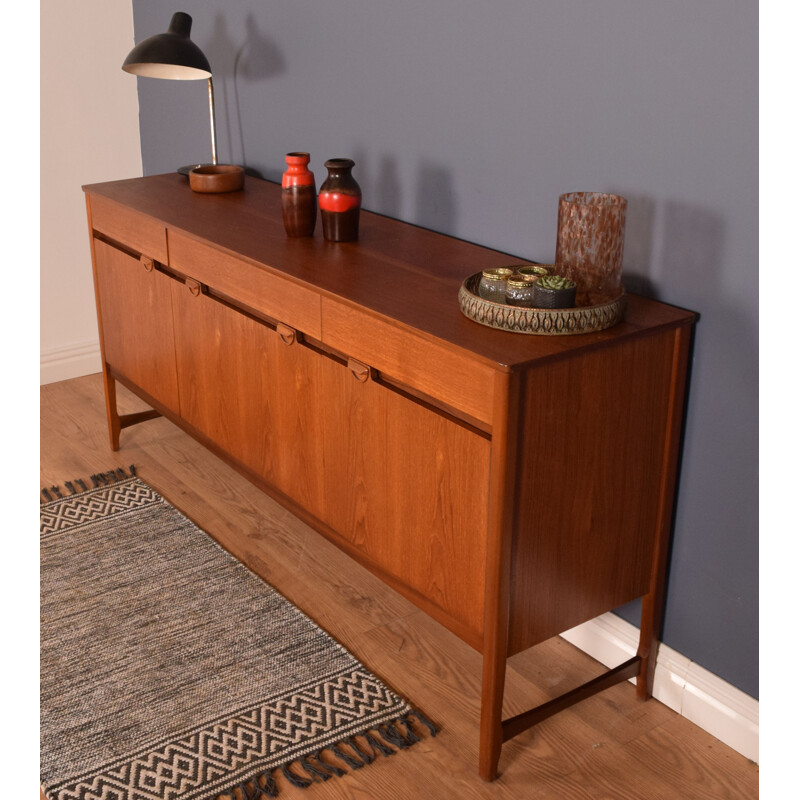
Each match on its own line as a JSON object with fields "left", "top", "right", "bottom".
{"left": 83, "top": 174, "right": 696, "bottom": 370}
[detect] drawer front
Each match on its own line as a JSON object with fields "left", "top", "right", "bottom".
{"left": 88, "top": 195, "right": 168, "bottom": 264}
{"left": 321, "top": 298, "right": 495, "bottom": 425}
{"left": 168, "top": 230, "right": 322, "bottom": 338}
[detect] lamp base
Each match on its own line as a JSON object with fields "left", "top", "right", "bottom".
{"left": 178, "top": 163, "right": 212, "bottom": 176}
{"left": 188, "top": 164, "right": 245, "bottom": 193}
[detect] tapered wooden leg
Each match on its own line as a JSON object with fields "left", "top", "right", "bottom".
{"left": 637, "top": 592, "right": 663, "bottom": 700}
{"left": 636, "top": 325, "right": 693, "bottom": 700}
{"left": 479, "top": 646, "right": 507, "bottom": 781}
{"left": 479, "top": 370, "right": 520, "bottom": 781}
{"left": 102, "top": 367, "right": 121, "bottom": 452}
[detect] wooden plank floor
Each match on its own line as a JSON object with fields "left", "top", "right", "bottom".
{"left": 40, "top": 374, "right": 759, "bottom": 800}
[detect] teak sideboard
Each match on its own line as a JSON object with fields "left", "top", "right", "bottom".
{"left": 83, "top": 174, "right": 696, "bottom": 780}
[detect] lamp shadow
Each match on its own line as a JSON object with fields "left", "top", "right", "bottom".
{"left": 205, "top": 12, "right": 285, "bottom": 171}
{"left": 233, "top": 12, "right": 286, "bottom": 81}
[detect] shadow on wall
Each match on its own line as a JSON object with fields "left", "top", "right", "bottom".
{"left": 619, "top": 193, "right": 658, "bottom": 299}
{"left": 660, "top": 200, "right": 726, "bottom": 304}
{"left": 375, "top": 156, "right": 402, "bottom": 219}
{"left": 348, "top": 149, "right": 404, "bottom": 222}
{"left": 613, "top": 196, "right": 735, "bottom": 636}
{"left": 415, "top": 161, "right": 458, "bottom": 234}
{"left": 346, "top": 153, "right": 458, "bottom": 238}
{"left": 205, "top": 12, "right": 285, "bottom": 173}
{"left": 613, "top": 191, "right": 725, "bottom": 308}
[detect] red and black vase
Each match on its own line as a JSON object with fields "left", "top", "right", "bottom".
{"left": 319, "top": 158, "right": 361, "bottom": 242}
{"left": 281, "top": 152, "right": 317, "bottom": 237}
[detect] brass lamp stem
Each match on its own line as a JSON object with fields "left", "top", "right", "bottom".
{"left": 207, "top": 77, "right": 217, "bottom": 165}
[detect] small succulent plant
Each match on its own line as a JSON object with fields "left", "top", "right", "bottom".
{"left": 537, "top": 275, "right": 576, "bottom": 291}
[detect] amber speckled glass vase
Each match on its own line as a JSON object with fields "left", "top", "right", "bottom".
{"left": 555, "top": 191, "right": 627, "bottom": 306}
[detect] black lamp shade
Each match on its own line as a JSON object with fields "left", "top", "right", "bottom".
{"left": 122, "top": 12, "right": 211, "bottom": 80}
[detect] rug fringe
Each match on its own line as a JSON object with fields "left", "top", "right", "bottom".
{"left": 221, "top": 710, "right": 438, "bottom": 798}
{"left": 41, "top": 465, "right": 137, "bottom": 504}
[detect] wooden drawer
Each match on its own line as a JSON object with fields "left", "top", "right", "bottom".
{"left": 168, "top": 230, "right": 322, "bottom": 338}
{"left": 88, "top": 195, "right": 168, "bottom": 264}
{"left": 321, "top": 298, "right": 495, "bottom": 426}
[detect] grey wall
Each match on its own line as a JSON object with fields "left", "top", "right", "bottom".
{"left": 132, "top": 0, "right": 758, "bottom": 698}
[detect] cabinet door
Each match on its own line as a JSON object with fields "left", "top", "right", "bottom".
{"left": 318, "top": 360, "right": 491, "bottom": 644}
{"left": 383, "top": 389, "right": 490, "bottom": 643}
{"left": 93, "top": 239, "right": 180, "bottom": 414}
{"left": 170, "top": 282, "right": 325, "bottom": 517}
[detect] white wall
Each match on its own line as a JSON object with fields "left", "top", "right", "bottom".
{"left": 41, "top": 0, "right": 142, "bottom": 384}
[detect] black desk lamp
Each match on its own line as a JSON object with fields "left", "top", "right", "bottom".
{"left": 122, "top": 11, "right": 217, "bottom": 172}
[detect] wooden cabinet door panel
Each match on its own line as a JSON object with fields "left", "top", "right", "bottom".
{"left": 317, "top": 360, "right": 490, "bottom": 642}
{"left": 170, "top": 283, "right": 325, "bottom": 517}
{"left": 316, "top": 357, "right": 388, "bottom": 556}
{"left": 93, "top": 239, "right": 180, "bottom": 413}
{"left": 383, "top": 393, "right": 490, "bottom": 642}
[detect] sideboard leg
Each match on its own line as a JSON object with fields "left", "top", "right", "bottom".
{"left": 637, "top": 593, "right": 661, "bottom": 700}
{"left": 479, "top": 370, "right": 521, "bottom": 781}
{"left": 636, "top": 325, "right": 693, "bottom": 700}
{"left": 479, "top": 649, "right": 506, "bottom": 781}
{"left": 102, "top": 368, "right": 121, "bottom": 452}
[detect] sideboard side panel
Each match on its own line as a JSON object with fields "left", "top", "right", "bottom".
{"left": 508, "top": 330, "right": 677, "bottom": 653}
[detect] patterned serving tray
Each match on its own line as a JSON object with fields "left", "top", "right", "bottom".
{"left": 458, "top": 272, "right": 626, "bottom": 336}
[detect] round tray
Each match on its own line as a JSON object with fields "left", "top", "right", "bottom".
{"left": 458, "top": 273, "right": 626, "bottom": 336}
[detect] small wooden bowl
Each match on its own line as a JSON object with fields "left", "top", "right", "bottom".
{"left": 189, "top": 164, "right": 244, "bottom": 193}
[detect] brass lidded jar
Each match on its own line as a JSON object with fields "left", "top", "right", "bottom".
{"left": 478, "top": 268, "right": 514, "bottom": 302}
{"left": 516, "top": 265, "right": 550, "bottom": 279}
{"left": 505, "top": 275, "right": 538, "bottom": 307}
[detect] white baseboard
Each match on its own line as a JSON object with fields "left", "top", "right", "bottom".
{"left": 40, "top": 341, "right": 102, "bottom": 385}
{"left": 560, "top": 613, "right": 758, "bottom": 763}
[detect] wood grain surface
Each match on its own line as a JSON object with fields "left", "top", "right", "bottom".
{"left": 83, "top": 175, "right": 695, "bottom": 371}
{"left": 93, "top": 239, "right": 180, "bottom": 415}
{"left": 40, "top": 375, "right": 757, "bottom": 800}
{"left": 508, "top": 328, "right": 678, "bottom": 653}
{"left": 169, "top": 279, "right": 491, "bottom": 642}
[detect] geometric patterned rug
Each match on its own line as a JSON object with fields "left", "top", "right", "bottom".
{"left": 40, "top": 467, "right": 437, "bottom": 800}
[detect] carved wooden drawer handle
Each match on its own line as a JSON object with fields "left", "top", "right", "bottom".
{"left": 347, "top": 358, "right": 372, "bottom": 383}
{"left": 185, "top": 278, "right": 202, "bottom": 297}
{"left": 140, "top": 255, "right": 155, "bottom": 272}
{"left": 276, "top": 323, "right": 296, "bottom": 346}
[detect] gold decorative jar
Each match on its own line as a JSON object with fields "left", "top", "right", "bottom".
{"left": 478, "top": 268, "right": 514, "bottom": 302}
{"left": 505, "top": 275, "right": 538, "bottom": 307}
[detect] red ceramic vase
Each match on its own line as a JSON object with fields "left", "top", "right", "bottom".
{"left": 319, "top": 158, "right": 361, "bottom": 242}
{"left": 281, "top": 152, "right": 317, "bottom": 237}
